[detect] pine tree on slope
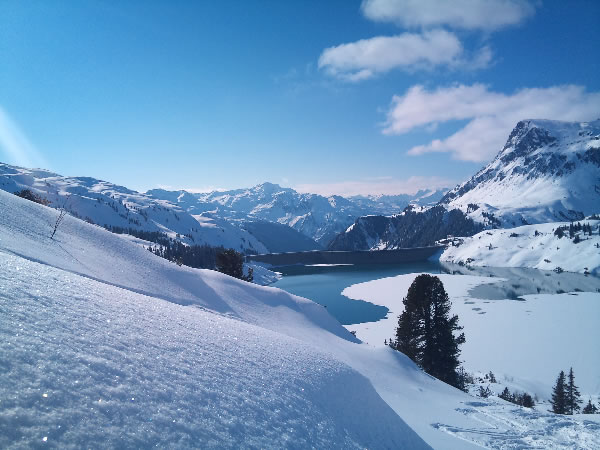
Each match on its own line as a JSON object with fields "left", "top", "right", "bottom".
{"left": 566, "top": 367, "right": 582, "bottom": 415}
{"left": 551, "top": 370, "right": 567, "bottom": 414}
{"left": 394, "top": 274, "right": 465, "bottom": 388}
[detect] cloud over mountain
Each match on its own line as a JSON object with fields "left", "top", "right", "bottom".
{"left": 383, "top": 84, "right": 600, "bottom": 161}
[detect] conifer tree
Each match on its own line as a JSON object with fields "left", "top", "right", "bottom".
{"left": 216, "top": 249, "right": 253, "bottom": 282}
{"left": 519, "top": 392, "right": 535, "bottom": 408}
{"left": 566, "top": 367, "right": 582, "bottom": 415}
{"left": 582, "top": 399, "right": 598, "bottom": 414}
{"left": 393, "top": 274, "right": 465, "bottom": 388}
{"left": 551, "top": 370, "right": 567, "bottom": 414}
{"left": 499, "top": 387, "right": 512, "bottom": 401}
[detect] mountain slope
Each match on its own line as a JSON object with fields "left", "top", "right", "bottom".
{"left": 329, "top": 205, "right": 481, "bottom": 250}
{"left": 241, "top": 220, "right": 323, "bottom": 253}
{"left": 0, "top": 163, "right": 267, "bottom": 254}
{"left": 441, "top": 119, "right": 600, "bottom": 225}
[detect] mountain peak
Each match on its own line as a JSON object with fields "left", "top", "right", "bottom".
{"left": 441, "top": 118, "right": 600, "bottom": 225}
{"left": 254, "top": 181, "right": 283, "bottom": 190}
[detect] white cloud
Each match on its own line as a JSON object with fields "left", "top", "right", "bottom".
{"left": 383, "top": 84, "right": 600, "bottom": 161}
{"left": 294, "top": 176, "right": 454, "bottom": 197}
{"left": 0, "top": 107, "right": 48, "bottom": 169}
{"left": 361, "top": 0, "right": 536, "bottom": 31}
{"left": 319, "top": 29, "right": 490, "bottom": 81}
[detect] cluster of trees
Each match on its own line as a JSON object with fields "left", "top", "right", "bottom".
{"left": 582, "top": 399, "right": 599, "bottom": 414}
{"left": 550, "top": 367, "right": 600, "bottom": 415}
{"left": 106, "top": 225, "right": 253, "bottom": 282}
{"left": 107, "top": 226, "right": 172, "bottom": 245}
{"left": 14, "top": 189, "right": 50, "bottom": 206}
{"left": 149, "top": 242, "right": 223, "bottom": 270}
{"left": 215, "top": 249, "right": 253, "bottom": 282}
{"left": 498, "top": 387, "right": 535, "bottom": 408}
{"left": 554, "top": 222, "right": 596, "bottom": 240}
{"left": 551, "top": 368, "right": 582, "bottom": 414}
{"left": 106, "top": 225, "right": 220, "bottom": 269}
{"left": 388, "top": 274, "right": 465, "bottom": 389}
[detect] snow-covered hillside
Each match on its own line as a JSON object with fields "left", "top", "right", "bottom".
{"left": 441, "top": 221, "right": 600, "bottom": 275}
{"left": 148, "top": 183, "right": 447, "bottom": 246}
{"left": 3, "top": 189, "right": 599, "bottom": 448}
{"left": 0, "top": 163, "right": 267, "bottom": 254}
{"left": 442, "top": 119, "right": 600, "bottom": 226}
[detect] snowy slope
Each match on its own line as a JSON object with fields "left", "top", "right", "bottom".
{"left": 0, "top": 162, "right": 267, "bottom": 254}
{"left": 441, "top": 221, "right": 600, "bottom": 275}
{"left": 0, "top": 253, "right": 428, "bottom": 449}
{"left": 3, "top": 190, "right": 600, "bottom": 448}
{"left": 442, "top": 119, "right": 600, "bottom": 226}
{"left": 148, "top": 184, "right": 447, "bottom": 246}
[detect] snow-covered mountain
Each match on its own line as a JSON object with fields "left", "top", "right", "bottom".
{"left": 330, "top": 119, "right": 600, "bottom": 251}
{"left": 442, "top": 119, "right": 600, "bottom": 226}
{"left": 3, "top": 188, "right": 598, "bottom": 448}
{"left": 0, "top": 163, "right": 267, "bottom": 254}
{"left": 349, "top": 189, "right": 448, "bottom": 214}
{"left": 148, "top": 184, "right": 447, "bottom": 246}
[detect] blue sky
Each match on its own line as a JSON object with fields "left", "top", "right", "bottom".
{"left": 1, "top": 0, "right": 599, "bottom": 196}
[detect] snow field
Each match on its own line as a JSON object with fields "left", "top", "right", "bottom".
{"left": 343, "top": 273, "right": 600, "bottom": 397}
{"left": 0, "top": 252, "right": 425, "bottom": 449}
{"left": 441, "top": 222, "right": 600, "bottom": 275}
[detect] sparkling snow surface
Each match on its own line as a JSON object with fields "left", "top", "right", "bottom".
{"left": 2, "top": 190, "right": 600, "bottom": 449}
{"left": 0, "top": 253, "right": 424, "bottom": 449}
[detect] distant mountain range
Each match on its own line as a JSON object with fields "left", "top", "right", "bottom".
{"left": 147, "top": 184, "right": 447, "bottom": 247}
{"left": 330, "top": 119, "right": 600, "bottom": 251}
{"left": 0, "top": 163, "right": 447, "bottom": 253}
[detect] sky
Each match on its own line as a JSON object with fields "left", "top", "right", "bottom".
{"left": 0, "top": 0, "right": 599, "bottom": 196}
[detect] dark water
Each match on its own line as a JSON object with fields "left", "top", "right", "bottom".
{"left": 273, "top": 262, "right": 443, "bottom": 325}
{"left": 273, "top": 262, "right": 600, "bottom": 325}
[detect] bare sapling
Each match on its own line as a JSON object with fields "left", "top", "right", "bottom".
{"left": 51, "top": 195, "right": 70, "bottom": 239}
